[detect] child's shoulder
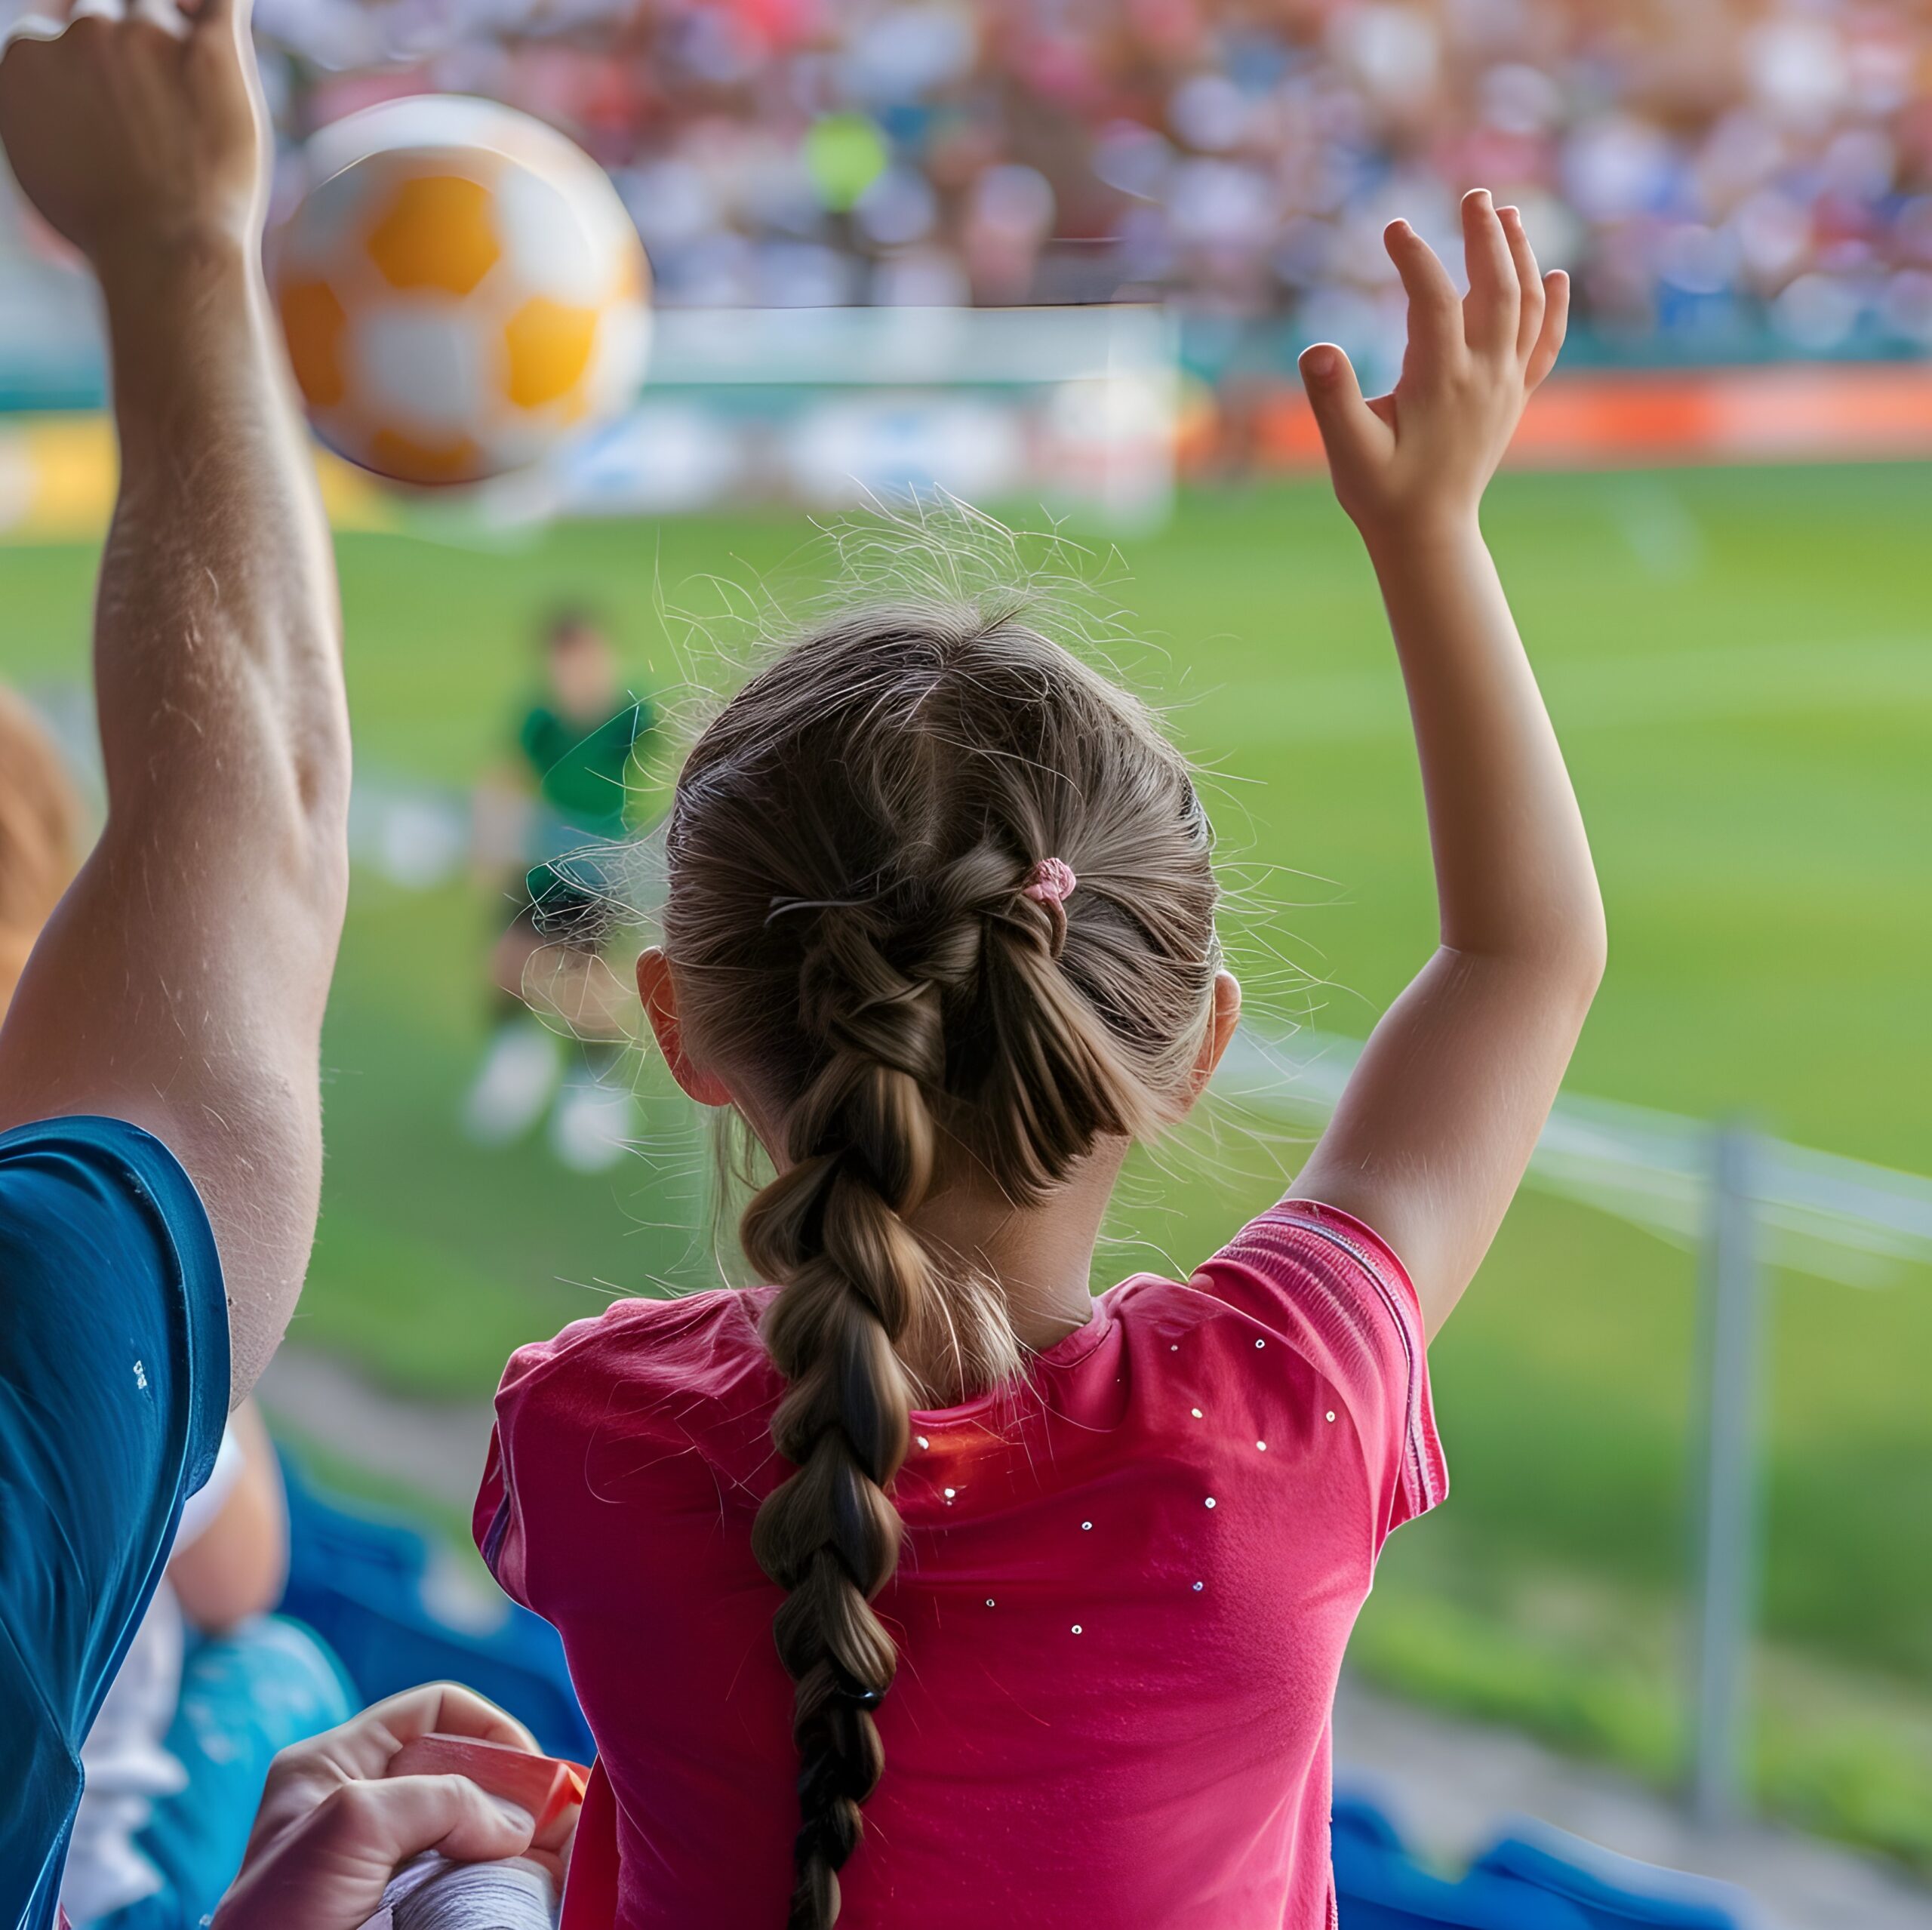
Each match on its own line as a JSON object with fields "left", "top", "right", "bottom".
{"left": 478, "top": 1288, "right": 786, "bottom": 1606}
{"left": 1101, "top": 1201, "right": 1432, "bottom": 1436}
{"left": 1188, "top": 1199, "right": 1421, "bottom": 1344}
{"left": 494, "top": 1284, "right": 783, "bottom": 1424}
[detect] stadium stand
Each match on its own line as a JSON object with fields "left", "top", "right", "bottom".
{"left": 6, "top": 0, "right": 1932, "bottom": 402}
{"left": 236, "top": 0, "right": 1932, "bottom": 365}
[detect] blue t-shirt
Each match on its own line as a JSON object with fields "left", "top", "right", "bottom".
{"left": 0, "top": 1118, "right": 228, "bottom": 1930}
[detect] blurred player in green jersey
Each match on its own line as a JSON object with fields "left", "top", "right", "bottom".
{"left": 464, "top": 610, "right": 654, "bottom": 1171}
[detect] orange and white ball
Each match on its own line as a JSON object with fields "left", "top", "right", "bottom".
{"left": 273, "top": 97, "right": 651, "bottom": 488}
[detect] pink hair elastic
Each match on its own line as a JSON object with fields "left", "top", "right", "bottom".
{"left": 1022, "top": 857, "right": 1078, "bottom": 906}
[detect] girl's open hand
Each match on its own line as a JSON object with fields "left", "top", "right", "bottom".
{"left": 1299, "top": 189, "right": 1567, "bottom": 541}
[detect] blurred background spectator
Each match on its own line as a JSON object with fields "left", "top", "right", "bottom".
{"left": 248, "top": 2, "right": 1932, "bottom": 368}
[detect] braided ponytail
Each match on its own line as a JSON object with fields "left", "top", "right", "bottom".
{"left": 740, "top": 904, "right": 939, "bottom": 1925}
{"left": 661, "top": 603, "right": 1220, "bottom": 1925}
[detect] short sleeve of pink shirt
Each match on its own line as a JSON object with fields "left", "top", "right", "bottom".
{"left": 1190, "top": 1199, "right": 1447, "bottom": 1547}
{"left": 475, "top": 1199, "right": 1447, "bottom": 1930}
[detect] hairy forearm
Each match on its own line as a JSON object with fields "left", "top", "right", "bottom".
{"left": 95, "top": 242, "right": 349, "bottom": 880}
{"left": 70, "top": 242, "right": 348, "bottom": 1396}
{"left": 1364, "top": 515, "right": 1604, "bottom": 974}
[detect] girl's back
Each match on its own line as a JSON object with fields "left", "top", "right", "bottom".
{"left": 476, "top": 192, "right": 1603, "bottom": 1930}
{"left": 480, "top": 1201, "right": 1440, "bottom": 1929}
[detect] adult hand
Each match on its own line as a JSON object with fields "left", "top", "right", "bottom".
{"left": 0, "top": 0, "right": 266, "bottom": 275}
{"left": 1297, "top": 188, "right": 1569, "bottom": 540}
{"left": 211, "top": 1686, "right": 547, "bottom": 1930}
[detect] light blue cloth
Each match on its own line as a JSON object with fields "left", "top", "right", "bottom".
{"left": 0, "top": 1119, "right": 227, "bottom": 1930}
{"left": 91, "top": 1617, "right": 353, "bottom": 1930}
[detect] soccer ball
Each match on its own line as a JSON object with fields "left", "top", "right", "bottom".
{"left": 273, "top": 97, "right": 651, "bottom": 488}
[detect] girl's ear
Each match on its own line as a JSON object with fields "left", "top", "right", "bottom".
{"left": 636, "top": 947, "right": 734, "bottom": 1108}
{"left": 1187, "top": 970, "right": 1242, "bottom": 1100}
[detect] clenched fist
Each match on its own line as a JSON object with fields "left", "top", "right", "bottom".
{"left": 0, "top": 0, "right": 266, "bottom": 276}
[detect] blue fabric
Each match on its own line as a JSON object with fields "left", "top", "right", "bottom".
{"left": 278, "top": 1457, "right": 593, "bottom": 1763}
{"left": 1333, "top": 1790, "right": 1409, "bottom": 1856}
{"left": 91, "top": 1617, "right": 352, "bottom": 1930}
{"left": 1335, "top": 1827, "right": 1593, "bottom": 1930}
{"left": 1469, "top": 1833, "right": 1747, "bottom": 1929}
{"left": 0, "top": 1119, "right": 228, "bottom": 1930}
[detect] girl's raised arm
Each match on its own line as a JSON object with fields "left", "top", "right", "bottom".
{"left": 1287, "top": 189, "right": 1605, "bottom": 1337}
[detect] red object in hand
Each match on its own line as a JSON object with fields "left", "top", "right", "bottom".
{"left": 389, "top": 1733, "right": 589, "bottom": 1848}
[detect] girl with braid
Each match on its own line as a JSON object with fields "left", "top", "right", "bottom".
{"left": 474, "top": 191, "right": 1602, "bottom": 1930}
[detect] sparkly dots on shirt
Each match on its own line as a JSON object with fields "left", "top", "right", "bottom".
{"left": 1204, "top": 1497, "right": 1217, "bottom": 1510}
{"left": 943, "top": 1487, "right": 956, "bottom": 1500}
{"left": 476, "top": 1192, "right": 1442, "bottom": 1922}
{"left": 1325, "top": 1411, "right": 1337, "bottom": 1423}
{"left": 1191, "top": 1407, "right": 1204, "bottom": 1419}
{"left": 1071, "top": 1624, "right": 1083, "bottom": 1635}
{"left": 1255, "top": 1338, "right": 1266, "bottom": 1348}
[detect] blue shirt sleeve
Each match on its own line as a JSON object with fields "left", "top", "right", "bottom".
{"left": 0, "top": 1117, "right": 228, "bottom": 1930}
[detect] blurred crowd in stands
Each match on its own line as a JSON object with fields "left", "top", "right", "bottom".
{"left": 250, "top": 0, "right": 1932, "bottom": 368}
{"left": 7, "top": 0, "right": 1932, "bottom": 380}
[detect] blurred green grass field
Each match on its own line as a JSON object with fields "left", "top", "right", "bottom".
{"left": 5, "top": 463, "right": 1930, "bottom": 1862}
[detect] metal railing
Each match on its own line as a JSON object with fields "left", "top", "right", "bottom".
{"left": 1213, "top": 1027, "right": 1932, "bottom": 1824}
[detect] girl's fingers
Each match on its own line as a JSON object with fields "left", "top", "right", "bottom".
{"left": 1459, "top": 189, "right": 1518, "bottom": 359}
{"left": 1526, "top": 269, "right": 1571, "bottom": 389}
{"left": 1299, "top": 341, "right": 1395, "bottom": 480}
{"left": 1383, "top": 220, "right": 1461, "bottom": 368}
{"left": 1499, "top": 205, "right": 1544, "bottom": 360}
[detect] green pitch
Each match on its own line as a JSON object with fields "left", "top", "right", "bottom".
{"left": 4, "top": 463, "right": 1929, "bottom": 1861}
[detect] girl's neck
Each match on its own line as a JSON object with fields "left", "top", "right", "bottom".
{"left": 902, "top": 1144, "right": 1126, "bottom": 1375}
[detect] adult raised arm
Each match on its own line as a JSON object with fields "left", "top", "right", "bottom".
{"left": 0, "top": 0, "right": 349, "bottom": 1402}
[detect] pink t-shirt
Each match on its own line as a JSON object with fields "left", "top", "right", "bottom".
{"left": 475, "top": 1199, "right": 1446, "bottom": 1930}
